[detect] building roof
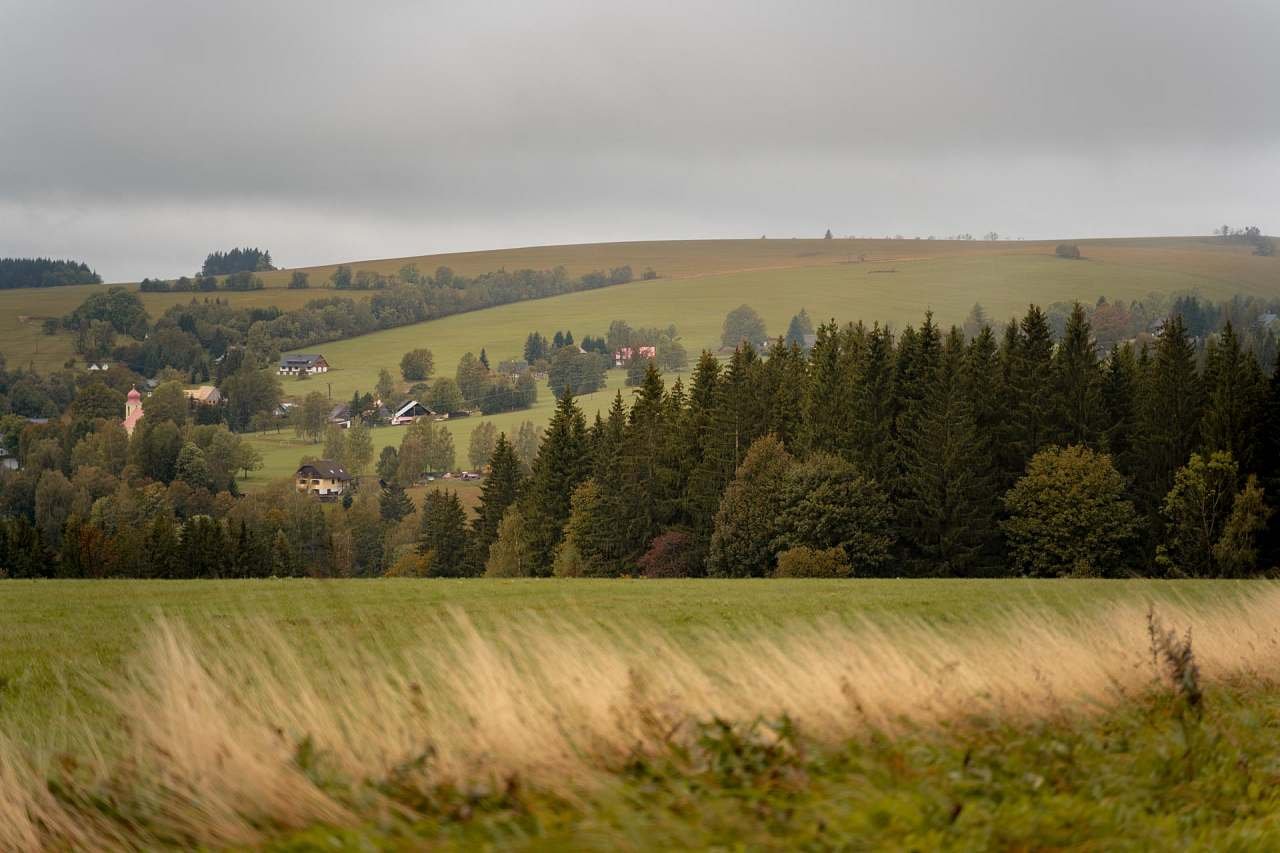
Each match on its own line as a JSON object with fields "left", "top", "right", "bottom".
{"left": 392, "top": 399, "right": 434, "bottom": 418}
{"left": 280, "top": 353, "right": 326, "bottom": 366}
{"left": 183, "top": 385, "right": 221, "bottom": 403}
{"left": 328, "top": 404, "right": 351, "bottom": 421}
{"left": 296, "top": 460, "right": 352, "bottom": 481}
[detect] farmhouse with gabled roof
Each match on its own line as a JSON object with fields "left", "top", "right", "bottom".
{"left": 278, "top": 354, "right": 329, "bottom": 376}
{"left": 295, "top": 460, "right": 351, "bottom": 497}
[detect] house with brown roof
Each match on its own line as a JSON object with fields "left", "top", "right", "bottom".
{"left": 295, "top": 460, "right": 352, "bottom": 497}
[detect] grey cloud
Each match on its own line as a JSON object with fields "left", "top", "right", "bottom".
{"left": 1, "top": 0, "right": 1277, "bottom": 279}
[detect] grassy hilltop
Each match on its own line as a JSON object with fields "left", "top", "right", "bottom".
{"left": 3, "top": 235, "right": 1275, "bottom": 374}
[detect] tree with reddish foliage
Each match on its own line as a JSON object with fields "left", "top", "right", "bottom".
{"left": 637, "top": 529, "right": 700, "bottom": 578}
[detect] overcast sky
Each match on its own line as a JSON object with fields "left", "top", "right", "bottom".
{"left": 1, "top": 0, "right": 1277, "bottom": 281}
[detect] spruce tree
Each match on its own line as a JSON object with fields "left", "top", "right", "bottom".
{"left": 993, "top": 319, "right": 1026, "bottom": 485}
{"left": 518, "top": 389, "right": 589, "bottom": 573}
{"left": 849, "top": 323, "right": 897, "bottom": 485}
{"left": 1007, "top": 305, "right": 1056, "bottom": 470}
{"left": 893, "top": 314, "right": 942, "bottom": 441}
{"left": 758, "top": 341, "right": 807, "bottom": 449}
{"left": 380, "top": 480, "right": 414, "bottom": 523}
{"left": 785, "top": 308, "right": 815, "bottom": 348}
{"left": 1136, "top": 314, "right": 1202, "bottom": 512}
{"left": 1259, "top": 348, "right": 1280, "bottom": 564}
{"left": 688, "top": 345, "right": 766, "bottom": 551}
{"left": 470, "top": 434, "right": 524, "bottom": 570}
{"left": 1101, "top": 343, "right": 1140, "bottom": 477}
{"left": 961, "top": 324, "right": 1001, "bottom": 470}
{"left": 898, "top": 328, "right": 995, "bottom": 575}
{"left": 1053, "top": 303, "right": 1105, "bottom": 447}
{"left": 1201, "top": 322, "right": 1266, "bottom": 470}
{"left": 800, "top": 320, "right": 847, "bottom": 453}
{"left": 418, "top": 489, "right": 470, "bottom": 577}
{"left": 617, "top": 363, "right": 674, "bottom": 563}
{"left": 679, "top": 351, "right": 723, "bottom": 536}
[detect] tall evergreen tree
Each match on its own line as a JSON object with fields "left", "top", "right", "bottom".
{"left": 1102, "top": 343, "right": 1141, "bottom": 477}
{"left": 469, "top": 434, "right": 524, "bottom": 569}
{"left": 689, "top": 345, "right": 767, "bottom": 550}
{"left": 898, "top": 328, "right": 995, "bottom": 575}
{"left": 380, "top": 480, "right": 414, "bottom": 523}
{"left": 1258, "top": 348, "right": 1280, "bottom": 565}
{"left": 1201, "top": 322, "right": 1267, "bottom": 470}
{"left": 800, "top": 320, "right": 847, "bottom": 453}
{"left": 616, "top": 363, "right": 676, "bottom": 564}
{"left": 1006, "top": 305, "right": 1056, "bottom": 471}
{"left": 849, "top": 323, "right": 897, "bottom": 485}
{"left": 519, "top": 389, "right": 589, "bottom": 573}
{"left": 758, "top": 340, "right": 807, "bottom": 448}
{"left": 1053, "top": 303, "right": 1105, "bottom": 447}
{"left": 680, "top": 351, "right": 722, "bottom": 537}
{"left": 785, "top": 308, "right": 815, "bottom": 348}
{"left": 1136, "top": 314, "right": 1202, "bottom": 512}
{"left": 418, "top": 489, "right": 470, "bottom": 577}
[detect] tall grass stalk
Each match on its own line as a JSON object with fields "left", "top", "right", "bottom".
{"left": 4, "top": 589, "right": 1280, "bottom": 849}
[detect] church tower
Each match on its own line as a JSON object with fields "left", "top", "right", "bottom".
{"left": 122, "top": 386, "right": 144, "bottom": 436}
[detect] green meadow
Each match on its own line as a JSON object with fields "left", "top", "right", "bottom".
{"left": 0, "top": 576, "right": 1261, "bottom": 746}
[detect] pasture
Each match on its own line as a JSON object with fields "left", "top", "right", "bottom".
{"left": 4, "top": 235, "right": 1274, "bottom": 375}
{"left": 1, "top": 577, "right": 1277, "bottom": 848}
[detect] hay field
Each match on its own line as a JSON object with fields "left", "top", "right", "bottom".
{"left": 0, "top": 578, "right": 1276, "bottom": 849}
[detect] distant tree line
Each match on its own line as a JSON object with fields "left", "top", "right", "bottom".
{"left": 201, "top": 248, "right": 275, "bottom": 276}
{"left": 1216, "top": 225, "right": 1274, "bottom": 257}
{"left": 69, "top": 264, "right": 657, "bottom": 385}
{"left": 0, "top": 258, "right": 101, "bottom": 289}
{"left": 139, "top": 272, "right": 265, "bottom": 293}
{"left": 5, "top": 296, "right": 1280, "bottom": 579}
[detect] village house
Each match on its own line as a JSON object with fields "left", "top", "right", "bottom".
{"left": 0, "top": 446, "right": 18, "bottom": 471}
{"left": 613, "top": 345, "right": 656, "bottom": 367}
{"left": 122, "top": 386, "right": 144, "bottom": 436}
{"left": 182, "top": 385, "right": 222, "bottom": 405}
{"left": 328, "top": 403, "right": 353, "bottom": 429}
{"left": 389, "top": 399, "right": 434, "bottom": 426}
{"left": 294, "top": 460, "right": 352, "bottom": 497}
{"left": 278, "top": 354, "right": 330, "bottom": 376}
{"left": 86, "top": 362, "right": 111, "bottom": 372}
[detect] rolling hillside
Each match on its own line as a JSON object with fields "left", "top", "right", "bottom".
{"left": 6, "top": 236, "right": 1273, "bottom": 373}
{"left": 237, "top": 236, "right": 1279, "bottom": 487}
{"left": 2, "top": 235, "right": 1275, "bottom": 486}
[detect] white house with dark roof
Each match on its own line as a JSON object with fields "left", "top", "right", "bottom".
{"left": 278, "top": 354, "right": 329, "bottom": 376}
{"left": 295, "top": 460, "right": 352, "bottom": 497}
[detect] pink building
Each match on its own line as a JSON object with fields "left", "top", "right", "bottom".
{"left": 122, "top": 386, "right": 144, "bottom": 435}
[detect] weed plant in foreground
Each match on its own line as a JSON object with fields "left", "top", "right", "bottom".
{"left": 4, "top": 591, "right": 1280, "bottom": 849}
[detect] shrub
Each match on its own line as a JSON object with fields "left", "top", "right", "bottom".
{"left": 637, "top": 530, "right": 700, "bottom": 578}
{"left": 773, "top": 546, "right": 851, "bottom": 578}
{"left": 1055, "top": 243, "right": 1082, "bottom": 260}
{"left": 1002, "top": 445, "right": 1139, "bottom": 577}
{"left": 384, "top": 549, "right": 429, "bottom": 577}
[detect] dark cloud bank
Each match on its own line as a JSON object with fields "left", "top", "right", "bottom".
{"left": 1, "top": 0, "right": 1277, "bottom": 280}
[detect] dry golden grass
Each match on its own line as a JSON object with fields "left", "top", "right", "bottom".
{"left": 4, "top": 587, "right": 1280, "bottom": 849}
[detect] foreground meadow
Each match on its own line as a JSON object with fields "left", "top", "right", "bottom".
{"left": 3, "top": 579, "right": 1280, "bottom": 848}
